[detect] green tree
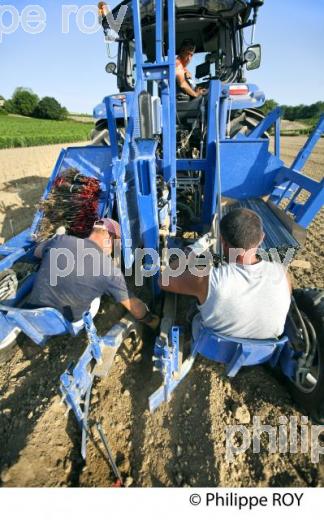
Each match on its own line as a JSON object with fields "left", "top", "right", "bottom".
{"left": 284, "top": 105, "right": 297, "bottom": 121}
{"left": 33, "top": 97, "right": 68, "bottom": 120}
{"left": 3, "top": 99, "right": 14, "bottom": 113}
{"left": 11, "top": 87, "right": 39, "bottom": 116}
{"left": 282, "top": 101, "right": 324, "bottom": 121}
{"left": 260, "top": 99, "right": 278, "bottom": 115}
{"left": 0, "top": 95, "right": 6, "bottom": 114}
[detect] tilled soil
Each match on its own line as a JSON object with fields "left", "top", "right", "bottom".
{"left": 0, "top": 137, "right": 323, "bottom": 487}
{"left": 278, "top": 137, "right": 324, "bottom": 289}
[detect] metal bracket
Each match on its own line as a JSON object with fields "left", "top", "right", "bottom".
{"left": 149, "top": 294, "right": 195, "bottom": 411}
{"left": 60, "top": 312, "right": 137, "bottom": 459}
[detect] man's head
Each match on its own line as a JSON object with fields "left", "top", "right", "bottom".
{"left": 89, "top": 218, "right": 121, "bottom": 255}
{"left": 220, "top": 208, "right": 264, "bottom": 260}
{"left": 178, "top": 39, "right": 196, "bottom": 65}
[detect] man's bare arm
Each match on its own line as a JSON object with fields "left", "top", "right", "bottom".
{"left": 159, "top": 235, "right": 215, "bottom": 303}
{"left": 120, "top": 297, "right": 148, "bottom": 319}
{"left": 176, "top": 68, "right": 199, "bottom": 98}
{"left": 159, "top": 266, "right": 209, "bottom": 304}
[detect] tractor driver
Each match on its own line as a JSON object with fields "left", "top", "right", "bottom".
{"left": 176, "top": 39, "right": 207, "bottom": 99}
{"left": 160, "top": 208, "right": 292, "bottom": 341}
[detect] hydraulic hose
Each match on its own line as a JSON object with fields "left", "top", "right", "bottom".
{"left": 291, "top": 296, "right": 310, "bottom": 358}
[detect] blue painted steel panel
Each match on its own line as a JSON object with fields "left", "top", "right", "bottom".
{"left": 155, "top": 0, "right": 163, "bottom": 62}
{"left": 132, "top": 139, "right": 159, "bottom": 254}
{"left": 0, "top": 305, "right": 74, "bottom": 345}
{"left": 59, "top": 146, "right": 113, "bottom": 183}
{"left": 0, "top": 312, "right": 17, "bottom": 344}
{"left": 216, "top": 140, "right": 283, "bottom": 199}
{"left": 202, "top": 80, "right": 221, "bottom": 224}
{"left": 93, "top": 102, "right": 107, "bottom": 121}
{"left": 0, "top": 228, "right": 34, "bottom": 257}
{"left": 31, "top": 146, "right": 114, "bottom": 238}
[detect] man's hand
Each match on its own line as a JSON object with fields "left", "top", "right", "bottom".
{"left": 196, "top": 87, "right": 208, "bottom": 96}
{"left": 178, "top": 79, "right": 199, "bottom": 98}
{"left": 120, "top": 297, "right": 160, "bottom": 330}
{"left": 140, "top": 313, "right": 160, "bottom": 331}
{"left": 186, "top": 234, "right": 216, "bottom": 256}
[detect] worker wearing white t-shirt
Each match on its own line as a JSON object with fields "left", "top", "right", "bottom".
{"left": 159, "top": 208, "right": 291, "bottom": 340}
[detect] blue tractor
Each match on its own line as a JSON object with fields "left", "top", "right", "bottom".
{"left": 0, "top": 0, "right": 323, "bottom": 458}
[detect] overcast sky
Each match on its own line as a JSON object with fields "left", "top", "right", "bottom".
{"left": 1, "top": 0, "right": 323, "bottom": 113}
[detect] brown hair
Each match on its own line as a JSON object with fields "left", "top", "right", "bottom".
{"left": 220, "top": 208, "right": 264, "bottom": 249}
{"left": 179, "top": 39, "right": 196, "bottom": 55}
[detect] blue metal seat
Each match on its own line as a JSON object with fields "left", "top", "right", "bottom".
{"left": 191, "top": 326, "right": 292, "bottom": 377}
{"left": 0, "top": 296, "right": 101, "bottom": 348}
{"left": 0, "top": 304, "right": 85, "bottom": 347}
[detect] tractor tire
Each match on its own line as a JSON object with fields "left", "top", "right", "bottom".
{"left": 0, "top": 268, "right": 20, "bottom": 363}
{"left": 91, "top": 119, "right": 110, "bottom": 146}
{"left": 0, "top": 330, "right": 20, "bottom": 363}
{"left": 229, "top": 108, "right": 269, "bottom": 139}
{"left": 288, "top": 288, "right": 324, "bottom": 423}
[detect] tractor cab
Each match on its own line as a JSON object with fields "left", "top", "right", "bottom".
{"left": 112, "top": 0, "right": 262, "bottom": 91}
{"left": 94, "top": 0, "right": 264, "bottom": 141}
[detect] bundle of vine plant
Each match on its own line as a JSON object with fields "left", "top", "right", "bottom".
{"left": 35, "top": 167, "right": 101, "bottom": 242}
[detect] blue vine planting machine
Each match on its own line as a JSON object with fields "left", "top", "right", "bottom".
{"left": 0, "top": 0, "right": 324, "bottom": 458}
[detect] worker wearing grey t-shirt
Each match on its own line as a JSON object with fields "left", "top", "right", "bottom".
{"left": 159, "top": 208, "right": 291, "bottom": 340}
{"left": 28, "top": 219, "right": 159, "bottom": 329}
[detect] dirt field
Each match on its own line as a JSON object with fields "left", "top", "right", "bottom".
{"left": 0, "top": 137, "right": 323, "bottom": 487}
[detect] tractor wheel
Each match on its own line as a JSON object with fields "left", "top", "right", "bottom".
{"left": 0, "top": 329, "right": 20, "bottom": 363}
{"left": 288, "top": 288, "right": 324, "bottom": 423}
{"left": 91, "top": 119, "right": 110, "bottom": 146}
{"left": 229, "top": 108, "right": 269, "bottom": 139}
{"left": 0, "top": 268, "right": 21, "bottom": 363}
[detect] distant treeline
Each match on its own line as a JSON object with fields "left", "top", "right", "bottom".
{"left": 0, "top": 88, "right": 68, "bottom": 121}
{"left": 261, "top": 99, "right": 324, "bottom": 121}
